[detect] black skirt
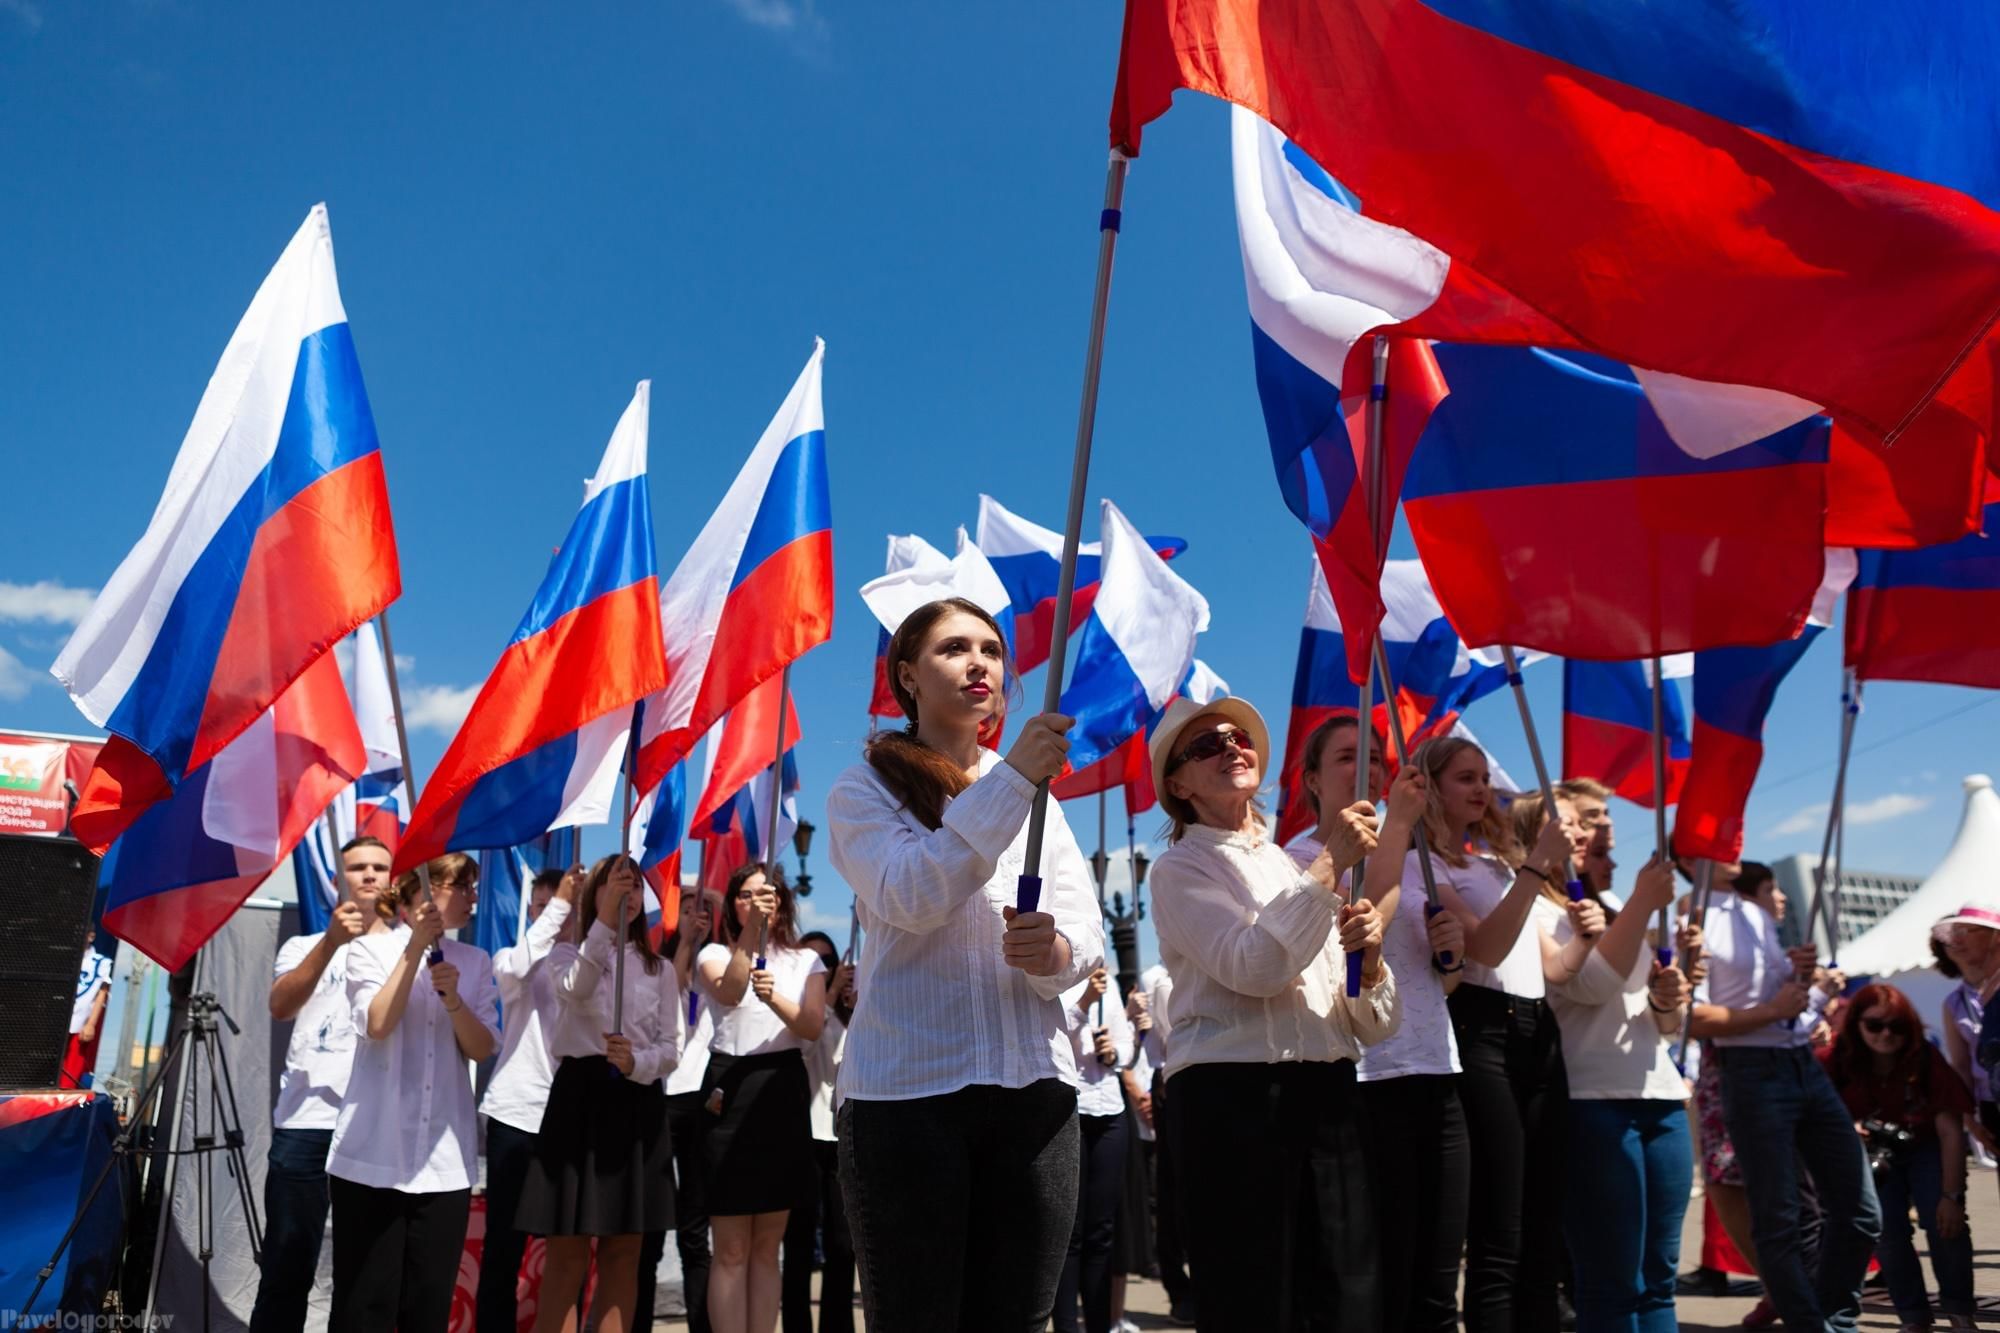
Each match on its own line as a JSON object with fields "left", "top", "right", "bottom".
{"left": 516, "top": 1054, "right": 674, "bottom": 1237}
{"left": 700, "top": 1048, "right": 813, "bottom": 1216}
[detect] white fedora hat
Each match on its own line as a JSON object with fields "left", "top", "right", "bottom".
{"left": 1148, "top": 695, "right": 1272, "bottom": 811}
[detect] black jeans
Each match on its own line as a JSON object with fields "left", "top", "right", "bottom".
{"left": 328, "top": 1176, "right": 472, "bottom": 1333}
{"left": 1360, "top": 1074, "right": 1470, "bottom": 1333}
{"left": 1173, "top": 1060, "right": 1379, "bottom": 1332}
{"left": 639, "top": 1090, "right": 713, "bottom": 1333}
{"left": 838, "top": 1079, "right": 1079, "bottom": 1332}
{"left": 248, "top": 1127, "right": 334, "bottom": 1333}
{"left": 1150, "top": 1067, "right": 1193, "bottom": 1309}
{"left": 781, "top": 1139, "right": 855, "bottom": 1333}
{"left": 476, "top": 1118, "right": 537, "bottom": 1333}
{"left": 1054, "top": 1109, "right": 1129, "bottom": 1333}
{"left": 1449, "top": 985, "right": 1567, "bottom": 1333}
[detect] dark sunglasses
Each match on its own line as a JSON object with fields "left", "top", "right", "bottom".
{"left": 1860, "top": 1017, "right": 1907, "bottom": 1036}
{"left": 1170, "top": 726, "right": 1257, "bottom": 773}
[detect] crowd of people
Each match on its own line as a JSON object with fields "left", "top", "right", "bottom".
{"left": 238, "top": 595, "right": 1992, "bottom": 1333}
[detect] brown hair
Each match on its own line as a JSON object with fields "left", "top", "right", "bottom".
{"left": 340, "top": 835, "right": 390, "bottom": 858}
{"left": 1410, "top": 736, "right": 1522, "bottom": 869}
{"left": 718, "top": 861, "right": 801, "bottom": 952}
{"left": 864, "top": 598, "right": 1015, "bottom": 831}
{"left": 1510, "top": 791, "right": 1585, "bottom": 908}
{"left": 1555, "top": 776, "right": 1612, "bottom": 804}
{"left": 577, "top": 855, "right": 661, "bottom": 975}
{"left": 381, "top": 852, "right": 477, "bottom": 922}
{"left": 1297, "top": 712, "right": 1386, "bottom": 815}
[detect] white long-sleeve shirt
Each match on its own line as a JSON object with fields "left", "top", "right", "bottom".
{"left": 328, "top": 931, "right": 500, "bottom": 1193}
{"left": 544, "top": 919, "right": 683, "bottom": 1087}
{"left": 825, "top": 751, "right": 1103, "bottom": 1101}
{"left": 1548, "top": 914, "right": 1684, "bottom": 1099}
{"left": 1139, "top": 963, "right": 1173, "bottom": 1076}
{"left": 1061, "top": 976, "right": 1135, "bottom": 1117}
{"left": 1151, "top": 821, "right": 1400, "bottom": 1075}
{"left": 1696, "top": 892, "right": 1830, "bottom": 1050}
{"left": 480, "top": 899, "right": 572, "bottom": 1134}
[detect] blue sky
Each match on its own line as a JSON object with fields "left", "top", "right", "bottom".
{"left": 4, "top": 2, "right": 1993, "bottom": 962}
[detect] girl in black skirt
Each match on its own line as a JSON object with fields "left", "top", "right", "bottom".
{"left": 517, "top": 854, "right": 683, "bottom": 1333}
{"left": 696, "top": 862, "right": 828, "bottom": 1333}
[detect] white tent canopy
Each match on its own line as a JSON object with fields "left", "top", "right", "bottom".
{"left": 1840, "top": 774, "right": 2000, "bottom": 987}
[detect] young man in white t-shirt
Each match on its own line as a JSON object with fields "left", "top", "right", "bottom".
{"left": 246, "top": 836, "right": 393, "bottom": 1333}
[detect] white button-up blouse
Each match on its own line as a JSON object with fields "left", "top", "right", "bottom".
{"left": 826, "top": 750, "right": 1104, "bottom": 1101}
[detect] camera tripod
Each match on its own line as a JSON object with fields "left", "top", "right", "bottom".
{"left": 24, "top": 989, "right": 263, "bottom": 1332}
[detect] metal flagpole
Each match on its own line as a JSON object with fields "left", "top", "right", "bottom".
{"left": 1648, "top": 656, "right": 1673, "bottom": 968}
{"left": 1673, "top": 857, "right": 1714, "bottom": 1061}
{"left": 613, "top": 712, "right": 637, "bottom": 1037}
{"left": 757, "top": 664, "right": 793, "bottom": 971}
{"left": 1372, "top": 637, "right": 1451, "bottom": 974}
{"left": 1094, "top": 789, "right": 1109, "bottom": 1027}
{"left": 1342, "top": 338, "right": 1391, "bottom": 999}
{"left": 1499, "top": 645, "right": 1585, "bottom": 902}
{"left": 1805, "top": 670, "right": 1859, "bottom": 961}
{"left": 1017, "top": 150, "right": 1131, "bottom": 913}
{"left": 373, "top": 609, "right": 443, "bottom": 967}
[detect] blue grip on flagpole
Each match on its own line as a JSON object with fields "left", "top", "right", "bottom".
{"left": 1100, "top": 209, "right": 1122, "bottom": 233}
{"left": 1657, "top": 945, "right": 1674, "bottom": 969}
{"left": 1567, "top": 879, "right": 1586, "bottom": 903}
{"left": 1016, "top": 874, "right": 1043, "bottom": 914}
{"left": 428, "top": 946, "right": 445, "bottom": 967}
{"left": 755, "top": 955, "right": 767, "bottom": 971}
{"left": 1345, "top": 948, "right": 1363, "bottom": 998}
{"left": 1424, "top": 901, "right": 1456, "bottom": 971}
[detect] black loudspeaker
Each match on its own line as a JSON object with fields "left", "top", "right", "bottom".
{"left": 0, "top": 833, "right": 101, "bottom": 1090}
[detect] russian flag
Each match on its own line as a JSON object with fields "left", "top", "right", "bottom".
{"left": 1234, "top": 110, "right": 1450, "bottom": 684}
{"left": 976, "top": 494, "right": 1187, "bottom": 676}
{"left": 636, "top": 341, "right": 832, "bottom": 792}
{"left": 868, "top": 535, "right": 950, "bottom": 718}
{"left": 472, "top": 828, "right": 582, "bottom": 958}
{"left": 55, "top": 206, "right": 399, "bottom": 854}
{"left": 1404, "top": 345, "right": 1831, "bottom": 661}
{"left": 860, "top": 527, "right": 1015, "bottom": 661}
{"left": 693, "top": 754, "right": 799, "bottom": 895}
{"left": 1675, "top": 556, "right": 1857, "bottom": 863}
{"left": 1847, "top": 495, "right": 2000, "bottom": 690}
{"left": 627, "top": 762, "right": 687, "bottom": 941}
{"left": 1052, "top": 659, "right": 1227, "bottom": 814}
{"left": 1562, "top": 658, "right": 1692, "bottom": 809}
{"left": 1113, "top": 0, "right": 2000, "bottom": 461}
{"left": 1056, "top": 500, "right": 1210, "bottom": 774}
{"left": 343, "top": 622, "right": 407, "bottom": 850}
{"left": 100, "top": 651, "right": 364, "bottom": 970}
{"left": 689, "top": 672, "right": 800, "bottom": 841}
{"left": 396, "top": 383, "right": 666, "bottom": 870}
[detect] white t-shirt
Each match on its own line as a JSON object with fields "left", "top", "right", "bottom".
{"left": 697, "top": 943, "right": 827, "bottom": 1057}
{"left": 272, "top": 932, "right": 360, "bottom": 1132}
{"left": 1547, "top": 913, "right": 1685, "bottom": 1100}
{"left": 1437, "top": 854, "right": 1557, "bottom": 999}
{"left": 1285, "top": 837, "right": 1461, "bottom": 1081}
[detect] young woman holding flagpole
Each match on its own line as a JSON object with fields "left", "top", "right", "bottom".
{"left": 825, "top": 597, "right": 1101, "bottom": 1331}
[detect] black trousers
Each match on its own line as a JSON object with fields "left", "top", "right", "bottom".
{"left": 328, "top": 1176, "right": 472, "bottom": 1333}
{"left": 1449, "top": 985, "right": 1568, "bottom": 1333}
{"left": 1054, "top": 1109, "right": 1129, "bottom": 1333}
{"left": 248, "top": 1128, "right": 333, "bottom": 1333}
{"left": 1359, "top": 1074, "right": 1471, "bottom": 1333}
{"left": 781, "top": 1138, "right": 856, "bottom": 1333}
{"left": 1150, "top": 1067, "right": 1193, "bottom": 1309}
{"left": 838, "top": 1079, "right": 1078, "bottom": 1333}
{"left": 1172, "top": 1060, "right": 1379, "bottom": 1332}
{"left": 639, "top": 1090, "right": 713, "bottom": 1333}
{"left": 476, "top": 1119, "right": 538, "bottom": 1333}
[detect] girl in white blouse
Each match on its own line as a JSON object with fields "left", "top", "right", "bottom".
{"left": 1146, "top": 695, "right": 1396, "bottom": 1330}
{"left": 1407, "top": 738, "right": 1600, "bottom": 1333}
{"left": 696, "top": 862, "right": 826, "bottom": 1333}
{"left": 326, "top": 853, "right": 500, "bottom": 1333}
{"left": 516, "top": 855, "right": 682, "bottom": 1333}
{"left": 825, "top": 597, "right": 1103, "bottom": 1332}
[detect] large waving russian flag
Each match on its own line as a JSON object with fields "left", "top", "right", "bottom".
{"left": 1846, "top": 495, "right": 2000, "bottom": 690}
{"left": 626, "top": 763, "right": 687, "bottom": 944}
{"left": 55, "top": 206, "right": 399, "bottom": 854}
{"left": 1113, "top": 0, "right": 2000, "bottom": 461}
{"left": 1675, "top": 556, "right": 1857, "bottom": 863}
{"left": 396, "top": 383, "right": 665, "bottom": 870}
{"left": 868, "top": 535, "right": 949, "bottom": 718}
{"left": 1057, "top": 500, "right": 1211, "bottom": 774}
{"left": 1562, "top": 658, "right": 1692, "bottom": 809}
{"left": 636, "top": 341, "right": 831, "bottom": 792}
{"left": 976, "top": 494, "right": 1187, "bottom": 676}
{"left": 101, "top": 651, "right": 364, "bottom": 970}
{"left": 1405, "top": 345, "right": 1831, "bottom": 661}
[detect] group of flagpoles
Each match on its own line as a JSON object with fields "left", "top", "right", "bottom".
{"left": 373, "top": 608, "right": 444, "bottom": 968}
{"left": 1017, "top": 151, "right": 1131, "bottom": 913}
{"left": 1649, "top": 658, "right": 1674, "bottom": 968}
{"left": 1499, "top": 645, "right": 1583, "bottom": 903}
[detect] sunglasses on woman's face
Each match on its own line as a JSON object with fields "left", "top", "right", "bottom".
{"left": 1860, "top": 1017, "right": 1907, "bottom": 1036}
{"left": 1171, "top": 726, "right": 1256, "bottom": 773}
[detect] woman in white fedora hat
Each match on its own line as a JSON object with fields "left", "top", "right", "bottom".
{"left": 1145, "top": 694, "right": 1399, "bottom": 1330}
{"left": 1936, "top": 904, "right": 2000, "bottom": 1163}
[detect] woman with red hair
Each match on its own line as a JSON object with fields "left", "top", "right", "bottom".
{"left": 1820, "top": 983, "right": 1977, "bottom": 1331}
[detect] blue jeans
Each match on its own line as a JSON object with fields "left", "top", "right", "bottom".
{"left": 1560, "top": 1100, "right": 1690, "bottom": 1333}
{"left": 1716, "top": 1047, "right": 1882, "bottom": 1333}
{"left": 248, "top": 1127, "right": 333, "bottom": 1333}
{"left": 1873, "top": 1138, "right": 1975, "bottom": 1322}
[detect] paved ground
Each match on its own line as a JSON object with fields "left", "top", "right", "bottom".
{"left": 650, "top": 1167, "right": 2000, "bottom": 1330}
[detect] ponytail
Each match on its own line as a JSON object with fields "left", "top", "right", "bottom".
{"left": 865, "top": 728, "right": 972, "bottom": 831}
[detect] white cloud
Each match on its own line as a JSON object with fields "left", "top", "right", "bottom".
{"left": 402, "top": 684, "right": 479, "bottom": 734}
{"left": 720, "top": 0, "right": 829, "bottom": 55}
{"left": 0, "top": 580, "right": 97, "bottom": 625}
{"left": 795, "top": 896, "right": 852, "bottom": 940}
{"left": 0, "top": 645, "right": 34, "bottom": 701}
{"left": 329, "top": 637, "right": 414, "bottom": 681}
{"left": 1766, "top": 791, "right": 1932, "bottom": 839}
{"left": 1767, "top": 803, "right": 1828, "bottom": 837}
